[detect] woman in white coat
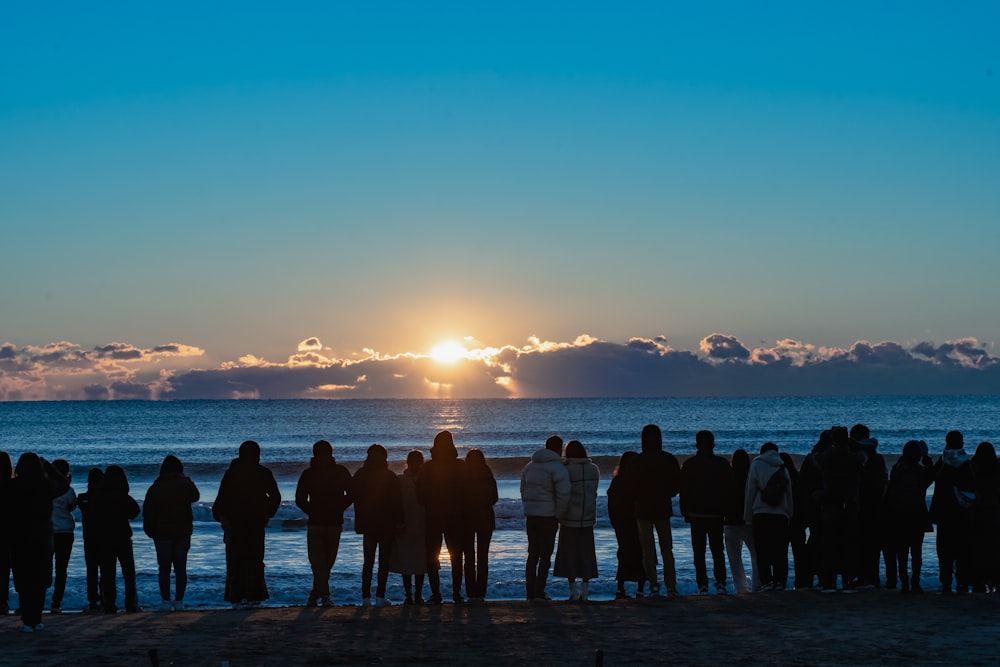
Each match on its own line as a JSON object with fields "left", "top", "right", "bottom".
{"left": 553, "top": 440, "right": 600, "bottom": 601}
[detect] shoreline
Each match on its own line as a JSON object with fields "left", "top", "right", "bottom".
{"left": 6, "top": 592, "right": 996, "bottom": 666}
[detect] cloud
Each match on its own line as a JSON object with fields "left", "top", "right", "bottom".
{"left": 1, "top": 333, "right": 998, "bottom": 400}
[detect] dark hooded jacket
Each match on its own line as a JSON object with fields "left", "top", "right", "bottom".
{"left": 417, "top": 437, "right": 467, "bottom": 529}
{"left": 464, "top": 459, "right": 499, "bottom": 533}
{"left": 883, "top": 442, "right": 934, "bottom": 534}
{"left": 90, "top": 465, "right": 141, "bottom": 545}
{"left": 213, "top": 447, "right": 281, "bottom": 530}
{"left": 625, "top": 425, "right": 680, "bottom": 520}
{"left": 930, "top": 447, "right": 975, "bottom": 525}
{"left": 295, "top": 454, "right": 353, "bottom": 527}
{"left": 351, "top": 455, "right": 403, "bottom": 536}
{"left": 680, "top": 448, "right": 732, "bottom": 520}
{"left": 143, "top": 456, "right": 201, "bottom": 540}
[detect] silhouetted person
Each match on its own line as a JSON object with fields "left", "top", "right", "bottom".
{"left": 795, "top": 430, "right": 833, "bottom": 589}
{"left": 76, "top": 467, "right": 104, "bottom": 612}
{"left": 213, "top": 440, "right": 281, "bottom": 608}
{"left": 608, "top": 451, "right": 647, "bottom": 598}
{"left": 351, "top": 443, "right": 403, "bottom": 607}
{"left": 930, "top": 430, "right": 975, "bottom": 594}
{"left": 417, "top": 431, "right": 469, "bottom": 604}
{"left": 724, "top": 448, "right": 758, "bottom": 594}
{"left": 969, "top": 441, "right": 1000, "bottom": 593}
{"left": 851, "top": 424, "right": 889, "bottom": 588}
{"left": 779, "top": 452, "right": 806, "bottom": 591}
{"left": 48, "top": 458, "right": 77, "bottom": 614}
{"left": 554, "top": 440, "right": 600, "bottom": 601}
{"left": 884, "top": 440, "right": 934, "bottom": 593}
{"left": 0, "top": 451, "right": 14, "bottom": 616}
{"left": 143, "top": 455, "right": 200, "bottom": 611}
{"left": 6, "top": 453, "right": 69, "bottom": 632}
{"left": 623, "top": 424, "right": 681, "bottom": 596}
{"left": 294, "top": 439, "right": 352, "bottom": 607}
{"left": 391, "top": 450, "right": 427, "bottom": 604}
{"left": 520, "top": 434, "right": 571, "bottom": 600}
{"left": 745, "top": 442, "right": 793, "bottom": 591}
{"left": 92, "top": 465, "right": 141, "bottom": 613}
{"left": 680, "top": 430, "right": 732, "bottom": 594}
{"left": 463, "top": 448, "right": 498, "bottom": 600}
{"left": 814, "top": 426, "right": 864, "bottom": 592}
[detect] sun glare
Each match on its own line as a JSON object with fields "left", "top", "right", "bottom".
{"left": 430, "top": 340, "right": 468, "bottom": 364}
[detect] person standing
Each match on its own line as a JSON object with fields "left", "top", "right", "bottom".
{"left": 463, "top": 448, "right": 498, "bottom": 600}
{"left": 622, "top": 424, "right": 681, "bottom": 597}
{"left": 76, "top": 467, "right": 104, "bottom": 612}
{"left": 520, "top": 435, "right": 571, "bottom": 600}
{"left": 724, "top": 449, "right": 758, "bottom": 594}
{"left": 814, "top": 426, "right": 864, "bottom": 592}
{"left": 883, "top": 440, "right": 934, "bottom": 593}
{"left": 608, "top": 451, "right": 647, "bottom": 599}
{"left": 680, "top": 430, "right": 732, "bottom": 594}
{"left": 744, "top": 442, "right": 793, "bottom": 591}
{"left": 852, "top": 424, "right": 889, "bottom": 589}
{"left": 92, "top": 465, "right": 141, "bottom": 613}
{"left": 417, "top": 431, "right": 469, "bottom": 604}
{"left": 294, "top": 440, "right": 353, "bottom": 607}
{"left": 930, "top": 431, "right": 975, "bottom": 594}
{"left": 351, "top": 444, "right": 403, "bottom": 607}
{"left": 6, "top": 453, "right": 69, "bottom": 632}
{"left": 391, "top": 450, "right": 428, "bottom": 604}
{"left": 48, "top": 459, "right": 77, "bottom": 614}
{"left": 553, "top": 440, "right": 600, "bottom": 601}
{"left": 143, "top": 455, "right": 201, "bottom": 611}
{"left": 213, "top": 440, "right": 281, "bottom": 608}
{"left": 0, "top": 452, "right": 13, "bottom": 616}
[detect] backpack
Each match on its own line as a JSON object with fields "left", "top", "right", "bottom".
{"left": 760, "top": 464, "right": 788, "bottom": 507}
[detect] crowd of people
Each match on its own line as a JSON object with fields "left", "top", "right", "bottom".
{"left": 1, "top": 422, "right": 997, "bottom": 633}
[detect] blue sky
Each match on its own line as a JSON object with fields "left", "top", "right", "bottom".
{"left": 2, "top": 2, "right": 999, "bottom": 399}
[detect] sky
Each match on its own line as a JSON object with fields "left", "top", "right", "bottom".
{"left": 2, "top": 2, "right": 999, "bottom": 400}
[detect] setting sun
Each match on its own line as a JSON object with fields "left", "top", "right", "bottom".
{"left": 430, "top": 340, "right": 468, "bottom": 364}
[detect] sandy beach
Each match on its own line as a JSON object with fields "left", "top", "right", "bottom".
{"left": 4, "top": 590, "right": 997, "bottom": 666}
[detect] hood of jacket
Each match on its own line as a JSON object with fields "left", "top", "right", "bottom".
{"left": 943, "top": 448, "right": 969, "bottom": 468}
{"left": 531, "top": 448, "right": 563, "bottom": 464}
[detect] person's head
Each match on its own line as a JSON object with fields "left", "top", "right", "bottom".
{"left": 0, "top": 451, "right": 11, "bottom": 479}
{"left": 565, "top": 440, "right": 588, "bottom": 459}
{"left": 466, "top": 448, "right": 486, "bottom": 467}
{"left": 431, "top": 430, "right": 458, "bottom": 459}
{"left": 902, "top": 440, "right": 925, "bottom": 463}
{"left": 830, "top": 426, "right": 850, "bottom": 447}
{"left": 366, "top": 443, "right": 388, "bottom": 467}
{"left": 545, "top": 434, "right": 563, "bottom": 454}
{"left": 103, "top": 465, "right": 129, "bottom": 494}
{"left": 641, "top": 424, "right": 662, "bottom": 453}
{"left": 731, "top": 449, "right": 750, "bottom": 477}
{"left": 760, "top": 442, "right": 779, "bottom": 455}
{"left": 87, "top": 467, "right": 104, "bottom": 492}
{"left": 849, "top": 423, "right": 870, "bottom": 442}
{"left": 405, "top": 449, "right": 424, "bottom": 472}
{"left": 614, "top": 450, "right": 638, "bottom": 477}
{"left": 945, "top": 430, "right": 964, "bottom": 450}
{"left": 779, "top": 451, "right": 797, "bottom": 472}
{"left": 974, "top": 441, "right": 996, "bottom": 461}
{"left": 695, "top": 430, "right": 715, "bottom": 452}
{"left": 313, "top": 439, "right": 333, "bottom": 459}
{"left": 160, "top": 454, "right": 183, "bottom": 476}
{"left": 52, "top": 458, "right": 71, "bottom": 479}
{"left": 239, "top": 440, "right": 261, "bottom": 463}
{"left": 14, "top": 452, "right": 41, "bottom": 480}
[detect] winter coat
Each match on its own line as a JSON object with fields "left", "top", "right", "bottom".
{"left": 560, "top": 458, "right": 600, "bottom": 528}
{"left": 294, "top": 455, "right": 353, "bottom": 527}
{"left": 930, "top": 449, "right": 975, "bottom": 525}
{"left": 625, "top": 441, "right": 680, "bottom": 521}
{"left": 464, "top": 463, "right": 499, "bottom": 533}
{"left": 744, "top": 450, "right": 793, "bottom": 521}
{"left": 213, "top": 457, "right": 281, "bottom": 530}
{"left": 90, "top": 481, "right": 140, "bottom": 545}
{"left": 390, "top": 469, "right": 427, "bottom": 575}
{"left": 51, "top": 486, "right": 78, "bottom": 534}
{"left": 813, "top": 444, "right": 864, "bottom": 514}
{"left": 351, "top": 462, "right": 403, "bottom": 536}
{"left": 143, "top": 472, "right": 201, "bottom": 540}
{"left": 883, "top": 456, "right": 934, "bottom": 534}
{"left": 520, "top": 448, "right": 571, "bottom": 518}
{"left": 416, "top": 451, "right": 467, "bottom": 528}
{"left": 680, "top": 450, "right": 732, "bottom": 520}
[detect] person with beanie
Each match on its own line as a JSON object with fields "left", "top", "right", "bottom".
{"left": 680, "top": 430, "right": 732, "bottom": 594}
{"left": 351, "top": 443, "right": 403, "bottom": 607}
{"left": 417, "top": 430, "right": 469, "bottom": 604}
{"left": 143, "top": 455, "right": 201, "bottom": 610}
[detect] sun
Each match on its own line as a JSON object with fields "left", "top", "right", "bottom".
{"left": 430, "top": 340, "right": 468, "bottom": 364}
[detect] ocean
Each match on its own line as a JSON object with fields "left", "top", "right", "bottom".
{"left": 1, "top": 396, "right": 998, "bottom": 610}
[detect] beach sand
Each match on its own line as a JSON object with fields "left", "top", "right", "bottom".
{"left": 6, "top": 590, "right": 996, "bottom": 666}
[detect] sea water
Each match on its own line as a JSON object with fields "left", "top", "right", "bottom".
{"left": 1, "top": 396, "right": 998, "bottom": 610}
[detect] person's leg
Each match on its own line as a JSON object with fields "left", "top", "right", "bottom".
{"left": 464, "top": 527, "right": 478, "bottom": 598}
{"left": 121, "top": 541, "right": 138, "bottom": 611}
{"left": 724, "top": 525, "right": 749, "bottom": 593}
{"left": 910, "top": 532, "right": 924, "bottom": 591}
{"left": 773, "top": 515, "right": 790, "bottom": 589}
{"left": 535, "top": 517, "right": 558, "bottom": 598}
{"left": 937, "top": 522, "right": 954, "bottom": 591}
{"left": 708, "top": 520, "right": 727, "bottom": 590}
{"left": 654, "top": 519, "right": 676, "bottom": 592}
{"left": 153, "top": 538, "right": 173, "bottom": 602}
{"left": 636, "top": 518, "right": 658, "bottom": 593}
{"left": 525, "top": 516, "right": 541, "bottom": 599}
{"left": 100, "top": 550, "right": 118, "bottom": 613}
{"left": 306, "top": 526, "right": 323, "bottom": 603}
{"left": 752, "top": 518, "right": 771, "bottom": 588}
{"left": 361, "top": 533, "right": 376, "bottom": 600}
{"left": 476, "top": 529, "right": 492, "bottom": 598}
{"left": 425, "top": 526, "right": 443, "bottom": 600}
{"left": 51, "top": 532, "right": 73, "bottom": 609}
{"left": 444, "top": 526, "right": 467, "bottom": 601}
{"left": 690, "top": 520, "right": 708, "bottom": 590}
{"left": 376, "top": 533, "right": 393, "bottom": 599}
{"left": 174, "top": 536, "right": 191, "bottom": 602}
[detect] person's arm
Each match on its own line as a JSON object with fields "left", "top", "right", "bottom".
{"left": 294, "top": 472, "right": 310, "bottom": 515}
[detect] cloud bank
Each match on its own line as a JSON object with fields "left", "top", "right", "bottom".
{"left": 1, "top": 333, "right": 997, "bottom": 401}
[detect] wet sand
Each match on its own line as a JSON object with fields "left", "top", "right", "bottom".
{"left": 5, "top": 589, "right": 996, "bottom": 666}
